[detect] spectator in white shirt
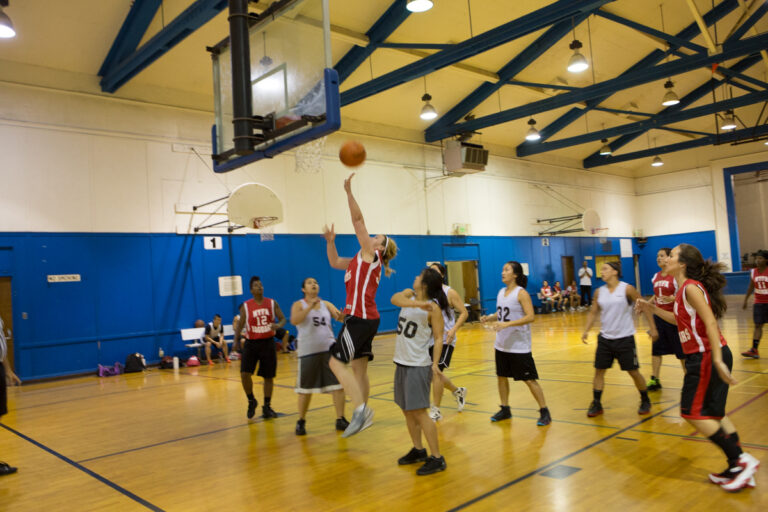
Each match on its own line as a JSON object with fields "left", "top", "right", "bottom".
{"left": 579, "top": 261, "right": 594, "bottom": 306}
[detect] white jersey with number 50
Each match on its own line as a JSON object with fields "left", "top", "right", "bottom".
{"left": 393, "top": 299, "right": 433, "bottom": 367}
{"left": 494, "top": 286, "right": 531, "bottom": 354}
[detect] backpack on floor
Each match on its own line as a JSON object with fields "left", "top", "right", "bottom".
{"left": 124, "top": 353, "right": 147, "bottom": 373}
{"left": 159, "top": 356, "right": 175, "bottom": 369}
{"left": 97, "top": 362, "right": 124, "bottom": 377}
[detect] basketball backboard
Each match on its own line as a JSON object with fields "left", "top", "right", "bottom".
{"left": 209, "top": 0, "right": 339, "bottom": 173}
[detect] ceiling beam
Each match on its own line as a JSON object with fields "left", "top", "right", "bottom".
{"left": 685, "top": 0, "right": 718, "bottom": 53}
{"left": 334, "top": 0, "right": 412, "bottom": 84}
{"left": 727, "top": 2, "right": 768, "bottom": 41}
{"left": 442, "top": 31, "right": 768, "bottom": 136}
{"left": 98, "top": 0, "right": 162, "bottom": 77}
{"left": 517, "top": 89, "right": 768, "bottom": 157}
{"left": 340, "top": 0, "right": 615, "bottom": 106}
{"left": 584, "top": 123, "right": 768, "bottom": 168}
{"left": 595, "top": 9, "right": 707, "bottom": 53}
{"left": 100, "top": 0, "right": 227, "bottom": 93}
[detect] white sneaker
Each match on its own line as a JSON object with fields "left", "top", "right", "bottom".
{"left": 720, "top": 453, "right": 760, "bottom": 491}
{"left": 428, "top": 405, "right": 442, "bottom": 421}
{"left": 453, "top": 387, "right": 467, "bottom": 412}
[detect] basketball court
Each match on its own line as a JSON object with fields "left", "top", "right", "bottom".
{"left": 0, "top": 0, "right": 767, "bottom": 510}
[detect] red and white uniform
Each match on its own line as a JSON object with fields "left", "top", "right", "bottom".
{"left": 652, "top": 272, "right": 677, "bottom": 312}
{"left": 553, "top": 284, "right": 562, "bottom": 296}
{"left": 540, "top": 286, "right": 553, "bottom": 298}
{"left": 344, "top": 250, "right": 382, "bottom": 320}
{"left": 564, "top": 285, "right": 576, "bottom": 296}
{"left": 673, "top": 279, "right": 727, "bottom": 354}
{"left": 751, "top": 267, "right": 768, "bottom": 304}
{"left": 244, "top": 297, "right": 276, "bottom": 340}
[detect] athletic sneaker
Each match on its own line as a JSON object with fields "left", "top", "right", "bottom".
{"left": 225, "top": 357, "right": 231, "bottom": 364}
{"left": 646, "top": 377, "right": 661, "bottom": 391}
{"left": 246, "top": 398, "right": 258, "bottom": 419}
{"left": 453, "top": 387, "right": 467, "bottom": 412}
{"left": 720, "top": 453, "right": 760, "bottom": 491}
{"left": 537, "top": 408, "right": 552, "bottom": 426}
{"left": 295, "top": 419, "right": 307, "bottom": 436}
{"left": 398, "top": 447, "right": 427, "bottom": 465}
{"left": 490, "top": 405, "right": 512, "bottom": 422}
{"left": 262, "top": 405, "right": 278, "bottom": 419}
{"left": 335, "top": 417, "right": 350, "bottom": 431}
{"left": 638, "top": 399, "right": 651, "bottom": 415}
{"left": 416, "top": 455, "right": 447, "bottom": 476}
{"left": 741, "top": 347, "right": 759, "bottom": 359}
{"left": 207, "top": 360, "right": 215, "bottom": 366}
{"left": 342, "top": 404, "right": 373, "bottom": 438}
{"left": 428, "top": 405, "right": 442, "bottom": 421}
{"left": 0, "top": 462, "right": 17, "bottom": 476}
{"left": 709, "top": 466, "right": 757, "bottom": 488}
{"left": 587, "top": 400, "right": 603, "bottom": 417}
{"left": 360, "top": 406, "right": 375, "bottom": 432}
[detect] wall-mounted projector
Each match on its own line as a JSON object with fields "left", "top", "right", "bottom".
{"left": 443, "top": 140, "right": 489, "bottom": 175}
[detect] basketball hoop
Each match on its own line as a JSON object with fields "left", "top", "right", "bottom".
{"left": 259, "top": 224, "right": 275, "bottom": 242}
{"left": 252, "top": 216, "right": 279, "bottom": 229}
{"left": 582, "top": 209, "right": 605, "bottom": 236}
{"left": 295, "top": 136, "right": 326, "bottom": 173}
{"left": 227, "top": 183, "right": 284, "bottom": 234}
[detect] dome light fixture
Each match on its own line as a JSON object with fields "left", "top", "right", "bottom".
{"left": 0, "top": 4, "right": 15, "bottom": 39}
{"left": 567, "top": 39, "right": 588, "bottom": 73}
{"left": 525, "top": 118, "right": 541, "bottom": 141}
{"left": 651, "top": 155, "right": 664, "bottom": 167}
{"left": 420, "top": 93, "right": 437, "bottom": 120}
{"left": 599, "top": 138, "right": 612, "bottom": 156}
{"left": 721, "top": 110, "right": 737, "bottom": 131}
{"left": 406, "top": 0, "right": 434, "bottom": 13}
{"left": 661, "top": 80, "right": 680, "bottom": 106}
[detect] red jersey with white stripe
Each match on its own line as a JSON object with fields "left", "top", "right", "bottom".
{"left": 344, "top": 250, "right": 382, "bottom": 320}
{"left": 652, "top": 272, "right": 677, "bottom": 312}
{"left": 540, "top": 286, "right": 553, "bottom": 298}
{"left": 244, "top": 297, "right": 276, "bottom": 340}
{"left": 673, "top": 279, "right": 727, "bottom": 355}
{"left": 751, "top": 267, "right": 768, "bottom": 304}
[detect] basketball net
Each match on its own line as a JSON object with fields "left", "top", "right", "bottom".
{"left": 252, "top": 216, "right": 277, "bottom": 242}
{"left": 294, "top": 137, "right": 326, "bottom": 174}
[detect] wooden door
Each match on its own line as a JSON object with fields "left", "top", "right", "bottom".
{"left": 561, "top": 256, "right": 575, "bottom": 288}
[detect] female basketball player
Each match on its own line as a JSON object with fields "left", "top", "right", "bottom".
{"left": 390, "top": 267, "right": 447, "bottom": 475}
{"left": 581, "top": 262, "right": 651, "bottom": 417}
{"left": 1, "top": 315, "right": 21, "bottom": 476}
{"left": 290, "top": 277, "right": 348, "bottom": 436}
{"left": 647, "top": 248, "right": 683, "bottom": 391}
{"left": 427, "top": 262, "right": 468, "bottom": 421}
{"left": 637, "top": 244, "right": 760, "bottom": 491}
{"left": 481, "top": 261, "right": 551, "bottom": 426}
{"left": 741, "top": 249, "right": 767, "bottom": 359}
{"left": 323, "top": 173, "right": 398, "bottom": 437}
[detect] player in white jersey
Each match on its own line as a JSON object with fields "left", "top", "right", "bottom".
{"left": 1, "top": 315, "right": 21, "bottom": 476}
{"left": 290, "top": 277, "right": 348, "bottom": 436}
{"left": 390, "top": 268, "right": 448, "bottom": 476}
{"left": 481, "top": 261, "right": 551, "bottom": 426}
{"left": 581, "top": 261, "right": 651, "bottom": 417}
{"left": 427, "top": 263, "right": 468, "bottom": 421}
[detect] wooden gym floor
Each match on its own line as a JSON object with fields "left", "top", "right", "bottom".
{"left": 1, "top": 296, "right": 765, "bottom": 511}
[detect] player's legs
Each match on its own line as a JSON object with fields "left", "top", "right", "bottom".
{"left": 297, "top": 392, "right": 312, "bottom": 419}
{"left": 592, "top": 368, "right": 606, "bottom": 391}
{"left": 350, "top": 357, "right": 370, "bottom": 403}
{"left": 627, "top": 369, "right": 647, "bottom": 390}
{"left": 204, "top": 342, "right": 213, "bottom": 364}
{"left": 220, "top": 339, "right": 229, "bottom": 360}
{"left": 413, "top": 408, "right": 440, "bottom": 457}
{"left": 404, "top": 410, "right": 423, "bottom": 449}
{"left": 241, "top": 372, "right": 253, "bottom": 395}
{"left": 329, "top": 356, "right": 363, "bottom": 408}
{"left": 332, "top": 389, "right": 346, "bottom": 419}
{"left": 497, "top": 376, "right": 510, "bottom": 406}
{"left": 651, "top": 355, "right": 662, "bottom": 382}
{"left": 523, "top": 379, "right": 547, "bottom": 408}
{"left": 263, "top": 377, "right": 274, "bottom": 401}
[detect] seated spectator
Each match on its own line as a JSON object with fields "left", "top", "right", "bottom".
{"left": 552, "top": 281, "right": 564, "bottom": 311}
{"left": 275, "top": 327, "right": 297, "bottom": 353}
{"left": 540, "top": 281, "right": 555, "bottom": 313}
{"left": 204, "top": 314, "right": 231, "bottom": 365}
{"left": 566, "top": 280, "right": 581, "bottom": 311}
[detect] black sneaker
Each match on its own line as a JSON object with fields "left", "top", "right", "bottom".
{"left": 295, "top": 419, "right": 306, "bottom": 436}
{"left": 246, "top": 398, "right": 258, "bottom": 419}
{"left": 416, "top": 455, "right": 447, "bottom": 476}
{"left": 537, "top": 408, "right": 552, "bottom": 426}
{"left": 638, "top": 399, "right": 651, "bottom": 415}
{"left": 587, "top": 400, "right": 603, "bottom": 417}
{"left": 335, "top": 416, "right": 350, "bottom": 431}
{"left": 262, "top": 405, "right": 278, "bottom": 419}
{"left": 398, "top": 447, "right": 428, "bottom": 465}
{"left": 0, "top": 462, "right": 17, "bottom": 476}
{"left": 646, "top": 377, "right": 661, "bottom": 391}
{"left": 490, "top": 406, "right": 512, "bottom": 422}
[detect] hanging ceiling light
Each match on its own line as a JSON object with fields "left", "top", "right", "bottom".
{"left": 406, "top": 0, "right": 434, "bottom": 13}
{"left": 599, "top": 138, "right": 612, "bottom": 156}
{"left": 661, "top": 80, "right": 680, "bottom": 106}
{"left": 0, "top": 4, "right": 15, "bottom": 39}
{"left": 651, "top": 155, "right": 664, "bottom": 167}
{"left": 525, "top": 118, "right": 541, "bottom": 141}
{"left": 567, "top": 39, "right": 588, "bottom": 73}
{"left": 721, "top": 109, "right": 737, "bottom": 130}
{"left": 420, "top": 93, "right": 437, "bottom": 120}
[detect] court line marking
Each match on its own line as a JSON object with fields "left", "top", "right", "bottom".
{"left": 0, "top": 423, "right": 164, "bottom": 512}
{"left": 446, "top": 403, "right": 680, "bottom": 512}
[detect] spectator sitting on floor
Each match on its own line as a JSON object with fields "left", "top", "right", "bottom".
{"left": 204, "top": 314, "right": 231, "bottom": 365}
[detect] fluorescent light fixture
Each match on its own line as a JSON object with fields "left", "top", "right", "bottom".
{"left": 407, "top": 0, "right": 434, "bottom": 13}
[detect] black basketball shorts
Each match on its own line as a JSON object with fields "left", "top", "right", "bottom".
{"left": 495, "top": 350, "right": 539, "bottom": 381}
{"left": 241, "top": 339, "right": 277, "bottom": 378}
{"left": 594, "top": 335, "right": 639, "bottom": 371}
{"left": 651, "top": 315, "right": 685, "bottom": 359}
{"left": 429, "top": 344, "right": 455, "bottom": 371}
{"left": 680, "top": 346, "right": 732, "bottom": 420}
{"left": 754, "top": 303, "right": 768, "bottom": 325}
{"left": 330, "top": 315, "right": 379, "bottom": 363}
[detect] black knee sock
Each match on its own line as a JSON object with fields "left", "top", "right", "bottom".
{"left": 264, "top": 396, "right": 271, "bottom": 406}
{"left": 246, "top": 393, "right": 255, "bottom": 401}
{"left": 593, "top": 389, "right": 603, "bottom": 402}
{"left": 754, "top": 339, "right": 760, "bottom": 350}
{"left": 708, "top": 428, "right": 743, "bottom": 463}
{"left": 640, "top": 390, "right": 649, "bottom": 402}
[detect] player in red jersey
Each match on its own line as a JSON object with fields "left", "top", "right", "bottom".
{"left": 323, "top": 173, "right": 398, "bottom": 437}
{"left": 638, "top": 244, "right": 759, "bottom": 492}
{"left": 234, "top": 276, "right": 287, "bottom": 420}
{"left": 646, "top": 248, "right": 684, "bottom": 391}
{"left": 741, "top": 249, "right": 768, "bottom": 359}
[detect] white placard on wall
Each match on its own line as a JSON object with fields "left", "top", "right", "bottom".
{"left": 620, "top": 239, "right": 633, "bottom": 258}
{"left": 521, "top": 263, "right": 529, "bottom": 275}
{"left": 47, "top": 274, "right": 81, "bottom": 283}
{"left": 204, "top": 236, "right": 223, "bottom": 250}
{"left": 218, "top": 276, "right": 243, "bottom": 297}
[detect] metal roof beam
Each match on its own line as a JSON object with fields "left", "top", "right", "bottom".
{"left": 341, "top": 0, "right": 615, "bottom": 107}
{"left": 584, "top": 123, "right": 768, "bottom": 168}
{"left": 98, "top": 0, "right": 162, "bottom": 77}
{"left": 727, "top": 2, "right": 768, "bottom": 41}
{"left": 100, "top": 0, "right": 228, "bottom": 93}
{"left": 334, "top": 0, "right": 412, "bottom": 84}
{"left": 446, "top": 31, "right": 768, "bottom": 136}
{"left": 595, "top": 9, "right": 707, "bottom": 53}
{"left": 517, "top": 88, "right": 768, "bottom": 156}
{"left": 582, "top": 53, "right": 762, "bottom": 166}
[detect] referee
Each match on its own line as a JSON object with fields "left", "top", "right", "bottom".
{"left": 1, "top": 314, "right": 22, "bottom": 476}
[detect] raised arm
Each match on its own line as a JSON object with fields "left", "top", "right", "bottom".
{"left": 291, "top": 298, "right": 318, "bottom": 326}
{"left": 323, "top": 223, "right": 352, "bottom": 270}
{"left": 686, "top": 285, "right": 736, "bottom": 385}
{"left": 581, "top": 289, "right": 601, "bottom": 343}
{"left": 344, "top": 173, "right": 375, "bottom": 258}
{"left": 391, "top": 288, "right": 422, "bottom": 308}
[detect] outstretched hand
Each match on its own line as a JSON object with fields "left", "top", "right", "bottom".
{"left": 343, "top": 173, "right": 355, "bottom": 194}
{"left": 322, "top": 223, "right": 335, "bottom": 243}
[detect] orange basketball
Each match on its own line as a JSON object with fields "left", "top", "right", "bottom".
{"left": 339, "top": 140, "right": 366, "bottom": 167}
